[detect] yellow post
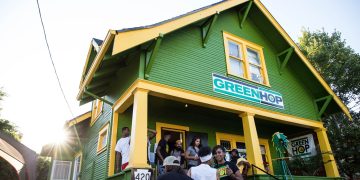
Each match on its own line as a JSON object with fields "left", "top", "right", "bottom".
{"left": 240, "top": 112, "right": 264, "bottom": 174}
{"left": 127, "top": 88, "right": 151, "bottom": 168}
{"left": 108, "top": 112, "right": 118, "bottom": 176}
{"left": 315, "top": 128, "right": 339, "bottom": 177}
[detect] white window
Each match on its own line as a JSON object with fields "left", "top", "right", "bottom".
{"left": 72, "top": 154, "right": 82, "bottom": 180}
{"left": 50, "top": 160, "right": 72, "bottom": 180}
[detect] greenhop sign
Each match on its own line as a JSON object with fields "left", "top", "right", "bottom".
{"left": 212, "top": 74, "right": 284, "bottom": 109}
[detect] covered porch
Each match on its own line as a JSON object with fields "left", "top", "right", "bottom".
{"left": 107, "top": 79, "right": 339, "bottom": 180}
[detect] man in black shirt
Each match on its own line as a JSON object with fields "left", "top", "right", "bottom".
{"left": 156, "top": 132, "right": 172, "bottom": 175}
{"left": 213, "top": 145, "right": 243, "bottom": 180}
{"left": 157, "top": 156, "right": 193, "bottom": 180}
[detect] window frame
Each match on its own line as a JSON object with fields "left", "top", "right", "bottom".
{"left": 215, "top": 132, "right": 273, "bottom": 175}
{"left": 72, "top": 152, "right": 82, "bottom": 180}
{"left": 223, "top": 31, "right": 270, "bottom": 86}
{"left": 91, "top": 99, "right": 104, "bottom": 126}
{"left": 97, "top": 123, "right": 109, "bottom": 154}
{"left": 50, "top": 160, "right": 72, "bottom": 180}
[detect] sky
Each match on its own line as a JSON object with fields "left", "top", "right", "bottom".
{"left": 0, "top": 0, "right": 359, "bottom": 153}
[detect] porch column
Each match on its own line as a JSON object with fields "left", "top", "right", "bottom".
{"left": 315, "top": 128, "right": 339, "bottom": 177}
{"left": 240, "top": 112, "right": 264, "bottom": 174}
{"left": 128, "top": 88, "right": 151, "bottom": 168}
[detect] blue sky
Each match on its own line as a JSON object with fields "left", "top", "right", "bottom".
{"left": 0, "top": 0, "right": 359, "bottom": 152}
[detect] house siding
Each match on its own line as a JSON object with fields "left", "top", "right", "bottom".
{"left": 146, "top": 9, "right": 318, "bottom": 120}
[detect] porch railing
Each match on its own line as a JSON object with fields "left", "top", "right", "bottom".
{"left": 251, "top": 164, "right": 280, "bottom": 180}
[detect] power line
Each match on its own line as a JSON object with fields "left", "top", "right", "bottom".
{"left": 36, "top": 0, "right": 74, "bottom": 117}
{"left": 36, "top": 0, "right": 83, "bottom": 149}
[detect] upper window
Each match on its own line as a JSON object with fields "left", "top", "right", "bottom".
{"left": 223, "top": 32, "right": 270, "bottom": 86}
{"left": 91, "top": 99, "right": 103, "bottom": 125}
{"left": 97, "top": 124, "right": 109, "bottom": 153}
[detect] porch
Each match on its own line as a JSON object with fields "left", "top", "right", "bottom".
{"left": 107, "top": 80, "right": 339, "bottom": 180}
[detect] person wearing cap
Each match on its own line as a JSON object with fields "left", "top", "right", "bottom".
{"left": 187, "top": 146, "right": 219, "bottom": 180}
{"left": 236, "top": 157, "right": 250, "bottom": 179}
{"left": 157, "top": 156, "right": 193, "bottom": 180}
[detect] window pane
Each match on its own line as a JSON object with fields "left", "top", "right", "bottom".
{"left": 247, "top": 48, "right": 260, "bottom": 65}
{"left": 228, "top": 41, "right": 241, "bottom": 58}
{"left": 220, "top": 140, "right": 231, "bottom": 151}
{"left": 249, "top": 65, "right": 263, "bottom": 83}
{"left": 229, "top": 58, "right": 244, "bottom": 77}
{"left": 101, "top": 133, "right": 107, "bottom": 148}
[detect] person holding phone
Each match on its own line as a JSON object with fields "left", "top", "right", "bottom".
{"left": 213, "top": 145, "right": 243, "bottom": 180}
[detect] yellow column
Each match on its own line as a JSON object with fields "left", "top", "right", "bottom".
{"left": 240, "top": 112, "right": 264, "bottom": 174}
{"left": 108, "top": 112, "right": 118, "bottom": 176}
{"left": 315, "top": 128, "right": 339, "bottom": 177}
{"left": 127, "top": 88, "right": 151, "bottom": 168}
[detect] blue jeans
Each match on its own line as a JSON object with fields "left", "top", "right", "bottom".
{"left": 157, "top": 162, "right": 165, "bottom": 175}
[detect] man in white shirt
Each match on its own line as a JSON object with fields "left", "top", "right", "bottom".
{"left": 115, "top": 127, "right": 130, "bottom": 172}
{"left": 187, "top": 146, "right": 219, "bottom": 180}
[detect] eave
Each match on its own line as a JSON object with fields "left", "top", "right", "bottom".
{"left": 76, "top": 0, "right": 351, "bottom": 119}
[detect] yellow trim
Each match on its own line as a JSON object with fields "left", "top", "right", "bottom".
{"left": 77, "top": 30, "right": 116, "bottom": 100}
{"left": 155, "top": 122, "right": 189, "bottom": 146}
{"left": 223, "top": 31, "right": 270, "bottom": 86}
{"left": 108, "top": 112, "right": 118, "bottom": 176}
{"left": 127, "top": 88, "right": 151, "bottom": 169}
{"left": 73, "top": 152, "right": 82, "bottom": 180}
{"left": 91, "top": 99, "right": 103, "bottom": 126}
{"left": 67, "top": 112, "right": 91, "bottom": 127}
{"left": 79, "top": 43, "right": 95, "bottom": 89}
{"left": 134, "top": 79, "right": 324, "bottom": 129}
{"left": 78, "top": 0, "right": 350, "bottom": 119}
{"left": 216, "top": 132, "right": 273, "bottom": 175}
{"left": 253, "top": 0, "right": 351, "bottom": 119}
{"left": 315, "top": 128, "right": 340, "bottom": 177}
{"left": 97, "top": 123, "right": 109, "bottom": 154}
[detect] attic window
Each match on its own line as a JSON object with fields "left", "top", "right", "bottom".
{"left": 223, "top": 32, "right": 270, "bottom": 86}
{"left": 91, "top": 99, "right": 103, "bottom": 125}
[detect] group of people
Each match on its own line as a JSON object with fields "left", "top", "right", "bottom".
{"left": 115, "top": 127, "right": 251, "bottom": 180}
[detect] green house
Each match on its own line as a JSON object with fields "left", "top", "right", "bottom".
{"left": 48, "top": 0, "right": 352, "bottom": 179}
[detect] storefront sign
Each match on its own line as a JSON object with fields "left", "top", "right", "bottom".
{"left": 212, "top": 74, "right": 284, "bottom": 109}
{"left": 287, "top": 134, "right": 317, "bottom": 158}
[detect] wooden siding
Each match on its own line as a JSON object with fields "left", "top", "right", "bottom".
{"left": 146, "top": 9, "right": 319, "bottom": 120}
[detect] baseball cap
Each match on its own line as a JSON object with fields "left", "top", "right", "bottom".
{"left": 163, "top": 156, "right": 180, "bottom": 166}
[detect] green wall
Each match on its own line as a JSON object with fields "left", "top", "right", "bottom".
{"left": 147, "top": 8, "right": 319, "bottom": 120}
{"left": 80, "top": 103, "right": 112, "bottom": 180}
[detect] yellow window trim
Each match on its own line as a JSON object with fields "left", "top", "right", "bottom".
{"left": 91, "top": 99, "right": 104, "bottom": 126}
{"left": 97, "top": 123, "right": 109, "bottom": 154}
{"left": 215, "top": 132, "right": 273, "bottom": 175}
{"left": 223, "top": 31, "right": 270, "bottom": 87}
{"left": 155, "top": 122, "right": 189, "bottom": 144}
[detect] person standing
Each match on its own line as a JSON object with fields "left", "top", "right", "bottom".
{"left": 185, "top": 136, "right": 202, "bottom": 168}
{"left": 170, "top": 140, "right": 185, "bottom": 168}
{"left": 115, "top": 127, "right": 130, "bottom": 172}
{"left": 156, "top": 132, "right": 172, "bottom": 175}
{"left": 230, "top": 149, "right": 240, "bottom": 165}
{"left": 187, "top": 146, "right": 219, "bottom": 180}
{"left": 157, "top": 156, "right": 193, "bottom": 180}
{"left": 148, "top": 129, "right": 157, "bottom": 164}
{"left": 213, "top": 145, "right": 243, "bottom": 180}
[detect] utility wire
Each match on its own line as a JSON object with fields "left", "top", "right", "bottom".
{"left": 36, "top": 0, "right": 74, "bottom": 117}
{"left": 36, "top": 0, "right": 82, "bottom": 148}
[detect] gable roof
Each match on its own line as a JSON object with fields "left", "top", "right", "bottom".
{"left": 77, "top": 0, "right": 351, "bottom": 119}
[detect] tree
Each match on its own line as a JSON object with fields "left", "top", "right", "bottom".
{"left": 0, "top": 88, "right": 22, "bottom": 141}
{"left": 298, "top": 29, "right": 360, "bottom": 179}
